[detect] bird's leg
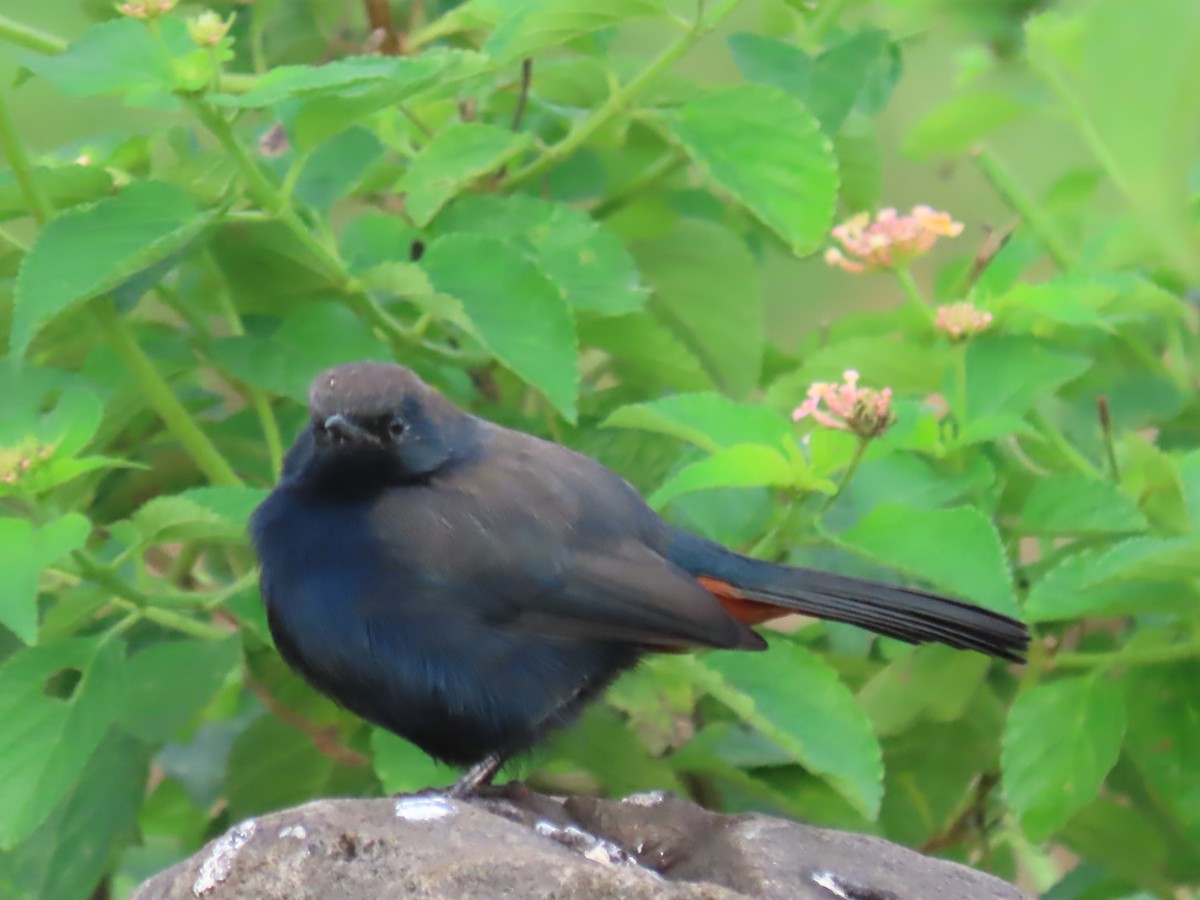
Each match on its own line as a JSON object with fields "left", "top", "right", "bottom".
{"left": 448, "top": 751, "right": 506, "bottom": 798}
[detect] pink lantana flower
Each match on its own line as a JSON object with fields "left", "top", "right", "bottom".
{"left": 935, "top": 301, "right": 993, "bottom": 340}
{"left": 825, "top": 206, "right": 964, "bottom": 274}
{"left": 792, "top": 370, "right": 896, "bottom": 439}
{"left": 119, "top": 0, "right": 176, "bottom": 19}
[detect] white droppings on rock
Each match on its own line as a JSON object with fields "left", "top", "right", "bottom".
{"left": 394, "top": 795, "right": 456, "bottom": 821}
{"left": 192, "top": 818, "right": 257, "bottom": 896}
{"left": 621, "top": 790, "right": 669, "bottom": 807}
{"left": 278, "top": 825, "right": 308, "bottom": 840}
{"left": 812, "top": 871, "right": 853, "bottom": 898}
{"left": 533, "top": 821, "right": 642, "bottom": 869}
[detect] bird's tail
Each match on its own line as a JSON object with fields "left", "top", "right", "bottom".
{"left": 668, "top": 530, "right": 1029, "bottom": 663}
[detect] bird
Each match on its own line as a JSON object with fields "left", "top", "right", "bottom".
{"left": 250, "top": 361, "right": 1029, "bottom": 795}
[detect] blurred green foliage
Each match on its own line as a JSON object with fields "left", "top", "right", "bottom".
{"left": 1, "top": 1, "right": 1199, "bottom": 898}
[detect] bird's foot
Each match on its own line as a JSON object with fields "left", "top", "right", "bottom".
{"left": 447, "top": 752, "right": 506, "bottom": 798}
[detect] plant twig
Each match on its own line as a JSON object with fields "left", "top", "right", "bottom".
{"left": 0, "top": 13, "right": 65, "bottom": 54}
{"left": 511, "top": 59, "right": 532, "bottom": 131}
{"left": 246, "top": 675, "right": 371, "bottom": 766}
{"left": 972, "top": 144, "right": 1075, "bottom": 270}
{"left": 93, "top": 299, "right": 244, "bottom": 487}
{"left": 1052, "top": 633, "right": 1200, "bottom": 669}
{"left": 893, "top": 266, "right": 936, "bottom": 325}
{"left": 0, "top": 88, "right": 53, "bottom": 224}
{"left": 1096, "top": 396, "right": 1120, "bottom": 481}
{"left": 507, "top": 0, "right": 744, "bottom": 187}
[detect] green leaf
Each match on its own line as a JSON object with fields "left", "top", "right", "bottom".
{"left": 689, "top": 640, "right": 884, "bottom": 819}
{"left": 649, "top": 444, "right": 794, "bottom": 508}
{"left": 0, "top": 638, "right": 126, "bottom": 848}
{"left": 838, "top": 504, "right": 1019, "bottom": 616}
{"left": 1058, "top": 797, "right": 1172, "bottom": 894}
{"left": 765, "top": 335, "right": 951, "bottom": 410}
{"left": 602, "top": 393, "right": 793, "bottom": 452}
{"left": 905, "top": 91, "right": 1028, "bottom": 159}
{"left": 422, "top": 234, "right": 579, "bottom": 420}
{"left": 208, "top": 303, "right": 391, "bottom": 403}
{"left": 341, "top": 214, "right": 420, "bottom": 273}
{"left": 119, "top": 638, "right": 241, "bottom": 743}
{"left": 437, "top": 195, "right": 647, "bottom": 315}
{"left": 483, "top": 0, "right": 669, "bottom": 60}
{"left": 1025, "top": 536, "right": 1200, "bottom": 622}
{"left": 665, "top": 85, "right": 839, "bottom": 255}
{"left": 370, "top": 730, "right": 452, "bottom": 794}
{"left": 0, "top": 514, "right": 91, "bottom": 644}
{"left": 857, "top": 645, "right": 990, "bottom": 737}
{"left": 1002, "top": 674, "right": 1126, "bottom": 841}
{"left": 581, "top": 313, "right": 712, "bottom": 393}
{"left": 1019, "top": 474, "right": 1148, "bottom": 536}
{"left": 399, "top": 124, "right": 532, "bottom": 227}
{"left": 224, "top": 715, "right": 335, "bottom": 820}
{"left": 988, "top": 273, "right": 1184, "bottom": 332}
{"left": 0, "top": 731, "right": 151, "bottom": 900}
{"left": 881, "top": 716, "right": 998, "bottom": 848}
{"left": 1028, "top": 0, "right": 1200, "bottom": 280}
{"left": 288, "top": 52, "right": 488, "bottom": 148}
{"left": 132, "top": 487, "right": 268, "bottom": 547}
{"left": 20, "top": 19, "right": 174, "bottom": 102}
{"left": 631, "top": 219, "right": 764, "bottom": 398}
{"left": 728, "top": 28, "right": 892, "bottom": 133}
{"left": 212, "top": 52, "right": 481, "bottom": 109}
{"left": 1122, "top": 662, "right": 1200, "bottom": 845}
{"left": 546, "top": 703, "right": 687, "bottom": 797}
{"left": 292, "top": 126, "right": 384, "bottom": 211}
{"left": 0, "top": 166, "right": 113, "bottom": 223}
{"left": 13, "top": 181, "right": 208, "bottom": 355}
{"left": 964, "top": 336, "right": 1091, "bottom": 422}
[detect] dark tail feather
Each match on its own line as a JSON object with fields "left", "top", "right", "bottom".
{"left": 669, "top": 530, "right": 1029, "bottom": 663}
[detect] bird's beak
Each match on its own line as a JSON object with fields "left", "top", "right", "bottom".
{"left": 322, "top": 413, "right": 374, "bottom": 444}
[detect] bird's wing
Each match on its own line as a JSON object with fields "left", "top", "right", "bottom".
{"left": 506, "top": 539, "right": 765, "bottom": 651}
{"left": 365, "top": 428, "right": 764, "bottom": 651}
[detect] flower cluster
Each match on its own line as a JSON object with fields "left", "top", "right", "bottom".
{"left": 792, "top": 370, "right": 895, "bottom": 439}
{"left": 935, "top": 301, "right": 993, "bottom": 340}
{"left": 118, "top": 0, "right": 176, "bottom": 19}
{"left": 187, "top": 11, "right": 235, "bottom": 47}
{"left": 825, "top": 206, "right": 964, "bottom": 274}
{"left": 0, "top": 441, "right": 54, "bottom": 486}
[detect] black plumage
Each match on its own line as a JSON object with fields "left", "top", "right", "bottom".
{"left": 250, "top": 362, "right": 1028, "bottom": 792}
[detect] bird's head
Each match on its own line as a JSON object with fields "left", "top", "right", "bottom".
{"left": 289, "top": 361, "right": 476, "bottom": 491}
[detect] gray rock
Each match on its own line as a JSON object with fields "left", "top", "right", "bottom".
{"left": 132, "top": 788, "right": 1028, "bottom": 900}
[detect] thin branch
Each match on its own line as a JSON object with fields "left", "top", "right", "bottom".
{"left": 512, "top": 59, "right": 532, "bottom": 131}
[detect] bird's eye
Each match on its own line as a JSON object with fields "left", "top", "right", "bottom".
{"left": 388, "top": 416, "right": 407, "bottom": 440}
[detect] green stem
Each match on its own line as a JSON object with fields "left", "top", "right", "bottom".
{"left": 822, "top": 435, "right": 870, "bottom": 512}
{"left": 1030, "top": 407, "right": 1102, "bottom": 479}
{"left": 1096, "top": 396, "right": 1120, "bottom": 482}
{"left": 952, "top": 341, "right": 968, "bottom": 424}
{"left": 0, "top": 88, "right": 53, "bottom": 224}
{"left": 208, "top": 257, "right": 284, "bottom": 480}
{"left": 115, "top": 597, "right": 231, "bottom": 641}
{"left": 93, "top": 300, "right": 243, "bottom": 487}
{"left": 0, "top": 13, "right": 65, "bottom": 54}
{"left": 507, "top": 0, "right": 744, "bottom": 188}
{"left": 592, "top": 151, "right": 685, "bottom": 219}
{"left": 893, "top": 266, "right": 935, "bottom": 325}
{"left": 808, "top": 0, "right": 852, "bottom": 43}
{"left": 189, "top": 104, "right": 478, "bottom": 366}
{"left": 0, "top": 224, "right": 31, "bottom": 252}
{"left": 168, "top": 543, "right": 203, "bottom": 585}
{"left": 1052, "top": 633, "right": 1200, "bottom": 670}
{"left": 972, "top": 144, "right": 1075, "bottom": 270}
{"left": 74, "top": 551, "right": 233, "bottom": 640}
